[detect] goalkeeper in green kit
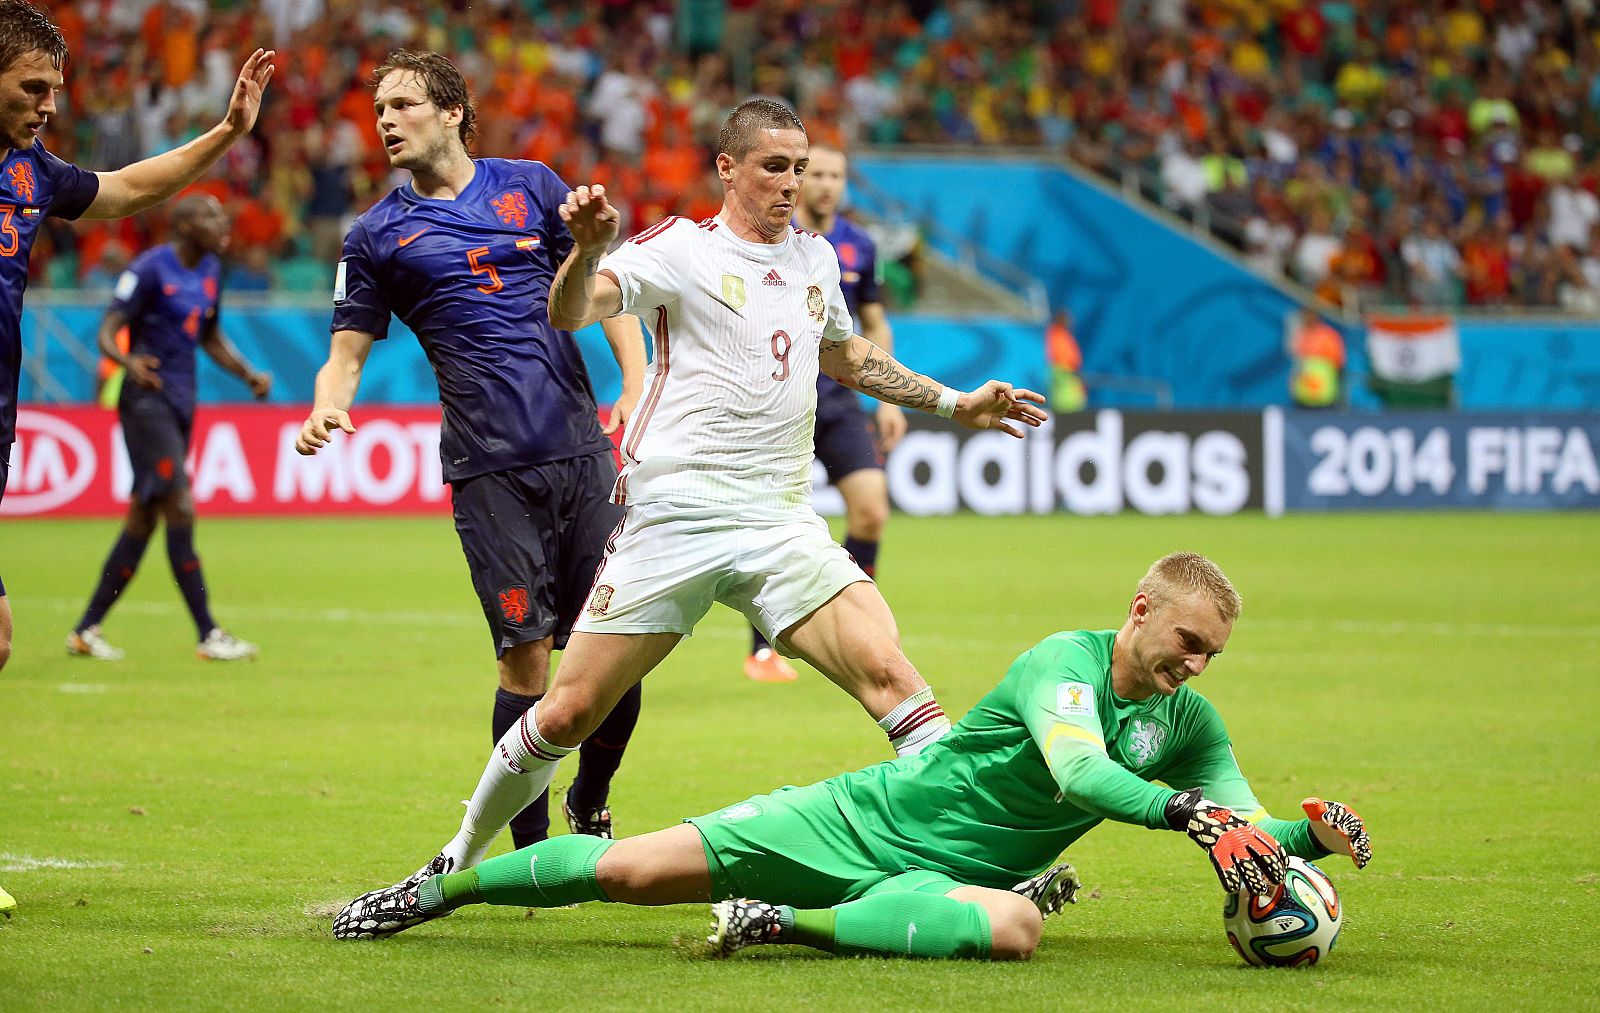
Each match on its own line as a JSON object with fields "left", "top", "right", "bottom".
{"left": 334, "top": 552, "right": 1372, "bottom": 959}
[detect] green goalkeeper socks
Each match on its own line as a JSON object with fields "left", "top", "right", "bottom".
{"left": 418, "top": 835, "right": 615, "bottom": 914}
{"left": 779, "top": 892, "right": 992, "bottom": 959}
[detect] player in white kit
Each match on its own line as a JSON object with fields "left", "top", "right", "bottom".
{"left": 350, "top": 100, "right": 1047, "bottom": 894}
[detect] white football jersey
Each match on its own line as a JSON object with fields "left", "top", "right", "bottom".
{"left": 600, "top": 215, "right": 855, "bottom": 511}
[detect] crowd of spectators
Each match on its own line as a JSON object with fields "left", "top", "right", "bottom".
{"left": 23, "top": 0, "right": 1600, "bottom": 312}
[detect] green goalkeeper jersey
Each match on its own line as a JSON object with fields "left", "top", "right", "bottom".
{"left": 823, "top": 630, "right": 1329, "bottom": 889}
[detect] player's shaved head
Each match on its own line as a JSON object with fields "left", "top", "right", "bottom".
{"left": 0, "top": 0, "right": 67, "bottom": 75}
{"left": 1136, "top": 552, "right": 1242, "bottom": 623}
{"left": 718, "top": 99, "right": 806, "bottom": 161}
{"left": 373, "top": 49, "right": 476, "bottom": 148}
{"left": 170, "top": 193, "right": 221, "bottom": 227}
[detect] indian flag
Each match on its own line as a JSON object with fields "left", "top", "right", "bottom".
{"left": 1365, "top": 314, "right": 1460, "bottom": 384}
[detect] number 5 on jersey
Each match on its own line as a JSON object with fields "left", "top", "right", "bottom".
{"left": 467, "top": 246, "right": 503, "bottom": 294}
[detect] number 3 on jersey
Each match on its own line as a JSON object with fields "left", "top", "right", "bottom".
{"left": 467, "top": 246, "right": 503, "bottom": 294}
{"left": 770, "top": 329, "right": 791, "bottom": 382}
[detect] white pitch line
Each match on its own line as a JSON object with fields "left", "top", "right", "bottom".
{"left": 18, "top": 598, "right": 1597, "bottom": 645}
{"left": 57, "top": 683, "right": 108, "bottom": 694}
{"left": 0, "top": 853, "right": 120, "bottom": 872}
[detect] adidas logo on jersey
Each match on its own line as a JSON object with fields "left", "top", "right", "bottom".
{"left": 761, "top": 269, "right": 786, "bottom": 287}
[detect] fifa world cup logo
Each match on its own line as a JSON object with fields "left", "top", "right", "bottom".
{"left": 1066, "top": 685, "right": 1084, "bottom": 708}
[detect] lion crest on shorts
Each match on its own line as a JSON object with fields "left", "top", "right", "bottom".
{"left": 587, "top": 583, "right": 615, "bottom": 617}
{"left": 806, "top": 285, "right": 824, "bottom": 322}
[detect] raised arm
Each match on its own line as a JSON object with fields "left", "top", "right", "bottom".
{"left": 294, "top": 329, "right": 375, "bottom": 455}
{"left": 818, "top": 334, "right": 1048, "bottom": 438}
{"left": 82, "top": 50, "right": 274, "bottom": 221}
{"left": 857, "top": 302, "right": 907, "bottom": 451}
{"left": 550, "top": 185, "right": 624, "bottom": 331}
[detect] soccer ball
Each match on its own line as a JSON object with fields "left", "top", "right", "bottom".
{"left": 1222, "top": 856, "right": 1341, "bottom": 967}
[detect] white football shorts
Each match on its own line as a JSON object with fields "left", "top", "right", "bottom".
{"left": 572, "top": 502, "right": 869, "bottom": 653}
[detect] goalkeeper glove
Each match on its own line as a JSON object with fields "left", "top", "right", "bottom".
{"left": 1302, "top": 797, "right": 1372, "bottom": 868}
{"left": 1164, "top": 787, "right": 1287, "bottom": 896}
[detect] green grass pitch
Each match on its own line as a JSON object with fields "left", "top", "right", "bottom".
{"left": 1, "top": 512, "right": 1596, "bottom": 1009}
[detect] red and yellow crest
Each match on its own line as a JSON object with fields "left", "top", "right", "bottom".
{"left": 7, "top": 161, "right": 37, "bottom": 203}
{"left": 491, "top": 190, "right": 529, "bottom": 229}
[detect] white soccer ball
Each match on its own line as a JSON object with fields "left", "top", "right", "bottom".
{"left": 1222, "top": 856, "right": 1342, "bottom": 967}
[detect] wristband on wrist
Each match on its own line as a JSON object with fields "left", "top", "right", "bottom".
{"left": 935, "top": 386, "right": 960, "bottom": 418}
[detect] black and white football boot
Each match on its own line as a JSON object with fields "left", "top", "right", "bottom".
{"left": 1011, "top": 862, "right": 1082, "bottom": 917}
{"left": 395, "top": 852, "right": 455, "bottom": 892}
{"left": 707, "top": 899, "right": 784, "bottom": 957}
{"left": 332, "top": 879, "right": 449, "bottom": 940}
{"left": 563, "top": 788, "right": 614, "bottom": 840}
{"left": 332, "top": 854, "right": 457, "bottom": 940}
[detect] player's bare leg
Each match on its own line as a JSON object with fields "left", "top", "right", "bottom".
{"left": 495, "top": 638, "right": 642, "bottom": 843}
{"left": 436, "top": 630, "right": 679, "bottom": 871}
{"left": 779, "top": 582, "right": 951, "bottom": 754}
{"left": 944, "top": 885, "right": 1044, "bottom": 960}
{"left": 0, "top": 594, "right": 11, "bottom": 672}
{"left": 746, "top": 468, "right": 890, "bottom": 685}
{"left": 835, "top": 467, "right": 889, "bottom": 547}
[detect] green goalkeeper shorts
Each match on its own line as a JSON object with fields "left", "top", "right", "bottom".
{"left": 687, "top": 780, "right": 964, "bottom": 908}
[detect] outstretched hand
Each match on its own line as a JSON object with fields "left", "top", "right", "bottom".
{"left": 294, "top": 407, "right": 355, "bottom": 456}
{"left": 1302, "top": 797, "right": 1372, "bottom": 868}
{"left": 224, "top": 49, "right": 276, "bottom": 137}
{"left": 559, "top": 184, "right": 621, "bottom": 251}
{"left": 952, "top": 380, "right": 1048, "bottom": 438}
{"left": 604, "top": 386, "right": 640, "bottom": 436}
{"left": 1166, "top": 787, "right": 1287, "bottom": 897}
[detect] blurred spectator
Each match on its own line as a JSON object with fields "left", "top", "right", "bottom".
{"left": 1292, "top": 206, "right": 1341, "bottom": 289}
{"left": 1402, "top": 216, "right": 1465, "bottom": 306}
{"left": 228, "top": 245, "right": 274, "bottom": 293}
{"left": 1045, "top": 309, "right": 1086, "bottom": 413}
{"left": 17, "top": 0, "right": 1600, "bottom": 313}
{"left": 1288, "top": 308, "right": 1346, "bottom": 408}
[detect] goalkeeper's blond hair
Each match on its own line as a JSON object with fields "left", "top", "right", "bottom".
{"left": 1135, "top": 552, "right": 1241, "bottom": 623}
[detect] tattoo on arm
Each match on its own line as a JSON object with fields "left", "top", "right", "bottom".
{"left": 856, "top": 345, "right": 941, "bottom": 411}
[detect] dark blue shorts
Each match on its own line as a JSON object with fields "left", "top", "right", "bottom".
{"left": 450, "top": 449, "right": 624, "bottom": 657}
{"left": 814, "top": 383, "right": 882, "bottom": 484}
{"left": 120, "top": 391, "right": 193, "bottom": 505}
{"left": 0, "top": 442, "right": 8, "bottom": 596}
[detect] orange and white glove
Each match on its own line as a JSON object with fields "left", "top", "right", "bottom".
{"left": 1165, "top": 787, "right": 1287, "bottom": 897}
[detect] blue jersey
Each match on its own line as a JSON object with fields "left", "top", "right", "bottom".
{"left": 0, "top": 141, "right": 99, "bottom": 444}
{"left": 112, "top": 244, "right": 222, "bottom": 420}
{"left": 331, "top": 158, "right": 610, "bottom": 481}
{"left": 814, "top": 214, "right": 883, "bottom": 407}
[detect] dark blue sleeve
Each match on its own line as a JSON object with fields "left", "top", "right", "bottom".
{"left": 108, "top": 256, "right": 156, "bottom": 320}
{"left": 856, "top": 230, "right": 883, "bottom": 307}
{"left": 537, "top": 164, "right": 575, "bottom": 266}
{"left": 39, "top": 145, "right": 99, "bottom": 221}
{"left": 330, "top": 219, "right": 392, "bottom": 340}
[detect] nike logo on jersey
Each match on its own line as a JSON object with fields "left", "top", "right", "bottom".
{"left": 397, "top": 227, "right": 432, "bottom": 247}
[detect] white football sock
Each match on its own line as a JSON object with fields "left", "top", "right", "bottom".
{"left": 442, "top": 703, "right": 575, "bottom": 869}
{"left": 878, "top": 686, "right": 951, "bottom": 757}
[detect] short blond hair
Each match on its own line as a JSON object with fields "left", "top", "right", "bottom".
{"left": 1135, "top": 552, "right": 1242, "bottom": 623}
